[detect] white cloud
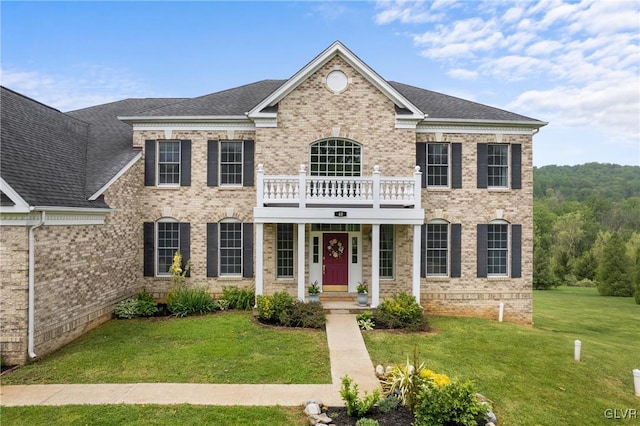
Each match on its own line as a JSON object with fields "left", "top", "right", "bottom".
{"left": 0, "top": 66, "right": 146, "bottom": 111}
{"left": 373, "top": 0, "right": 640, "bottom": 164}
{"left": 374, "top": 0, "right": 442, "bottom": 24}
{"left": 446, "top": 68, "right": 478, "bottom": 80}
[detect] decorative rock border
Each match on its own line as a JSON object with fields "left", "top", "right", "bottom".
{"left": 304, "top": 399, "right": 334, "bottom": 425}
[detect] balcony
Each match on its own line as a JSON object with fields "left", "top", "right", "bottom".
{"left": 256, "top": 164, "right": 422, "bottom": 209}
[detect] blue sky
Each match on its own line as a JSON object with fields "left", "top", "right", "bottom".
{"left": 2, "top": 1, "right": 638, "bottom": 167}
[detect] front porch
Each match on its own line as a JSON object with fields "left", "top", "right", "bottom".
{"left": 253, "top": 164, "right": 425, "bottom": 307}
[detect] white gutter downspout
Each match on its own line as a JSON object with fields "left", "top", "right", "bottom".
{"left": 28, "top": 211, "right": 45, "bottom": 359}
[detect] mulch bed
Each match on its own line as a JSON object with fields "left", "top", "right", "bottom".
{"left": 322, "top": 406, "right": 415, "bottom": 425}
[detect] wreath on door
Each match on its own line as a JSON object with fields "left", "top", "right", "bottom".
{"left": 327, "top": 238, "right": 345, "bottom": 259}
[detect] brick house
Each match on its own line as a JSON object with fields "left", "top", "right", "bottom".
{"left": 0, "top": 41, "right": 545, "bottom": 365}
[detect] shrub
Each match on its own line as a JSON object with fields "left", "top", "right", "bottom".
{"left": 288, "top": 300, "right": 326, "bottom": 328}
{"left": 376, "top": 292, "right": 427, "bottom": 331}
{"left": 255, "top": 295, "right": 274, "bottom": 322}
{"left": 340, "top": 375, "right": 380, "bottom": 418}
{"left": 222, "top": 286, "right": 255, "bottom": 310}
{"left": 114, "top": 298, "right": 139, "bottom": 319}
{"left": 167, "top": 286, "right": 215, "bottom": 317}
{"left": 271, "top": 291, "right": 294, "bottom": 324}
{"left": 414, "top": 379, "right": 488, "bottom": 426}
{"left": 355, "top": 419, "right": 379, "bottom": 426}
{"left": 136, "top": 288, "right": 158, "bottom": 317}
{"left": 114, "top": 288, "right": 158, "bottom": 319}
{"left": 356, "top": 311, "right": 375, "bottom": 330}
{"left": 214, "top": 298, "right": 230, "bottom": 311}
{"left": 377, "top": 395, "right": 400, "bottom": 414}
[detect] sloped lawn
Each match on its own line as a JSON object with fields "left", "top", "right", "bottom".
{"left": 1, "top": 311, "right": 331, "bottom": 385}
{"left": 363, "top": 287, "right": 640, "bottom": 426}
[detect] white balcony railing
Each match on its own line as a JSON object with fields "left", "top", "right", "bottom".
{"left": 256, "top": 164, "right": 422, "bottom": 208}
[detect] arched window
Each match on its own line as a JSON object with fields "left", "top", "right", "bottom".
{"left": 309, "top": 139, "right": 362, "bottom": 177}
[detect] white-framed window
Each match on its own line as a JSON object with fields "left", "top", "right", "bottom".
{"left": 158, "top": 141, "right": 181, "bottom": 185}
{"left": 156, "top": 218, "right": 179, "bottom": 276}
{"left": 220, "top": 141, "right": 243, "bottom": 185}
{"left": 309, "top": 139, "right": 362, "bottom": 177}
{"left": 487, "top": 221, "right": 509, "bottom": 276}
{"left": 379, "top": 224, "right": 394, "bottom": 279}
{"left": 427, "top": 143, "right": 449, "bottom": 187}
{"left": 219, "top": 219, "right": 243, "bottom": 276}
{"left": 487, "top": 144, "right": 508, "bottom": 188}
{"left": 276, "top": 223, "right": 294, "bottom": 278}
{"left": 427, "top": 221, "right": 449, "bottom": 276}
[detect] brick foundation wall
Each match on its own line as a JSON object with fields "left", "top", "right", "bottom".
{"left": 0, "top": 226, "right": 29, "bottom": 365}
{"left": 0, "top": 162, "right": 142, "bottom": 365}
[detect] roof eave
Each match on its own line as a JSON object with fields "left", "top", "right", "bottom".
{"left": 421, "top": 118, "right": 548, "bottom": 128}
{"left": 118, "top": 115, "right": 251, "bottom": 124}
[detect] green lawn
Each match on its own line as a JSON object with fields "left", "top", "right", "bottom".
{"left": 0, "top": 405, "right": 306, "bottom": 426}
{"left": 2, "top": 288, "right": 639, "bottom": 426}
{"left": 1, "top": 311, "right": 331, "bottom": 385}
{"left": 363, "top": 287, "right": 640, "bottom": 425}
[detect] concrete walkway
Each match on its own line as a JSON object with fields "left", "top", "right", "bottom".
{"left": 0, "top": 314, "right": 380, "bottom": 407}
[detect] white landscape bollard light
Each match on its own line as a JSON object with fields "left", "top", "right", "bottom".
{"left": 633, "top": 369, "right": 640, "bottom": 397}
{"left": 574, "top": 340, "right": 581, "bottom": 362}
{"left": 498, "top": 302, "right": 504, "bottom": 322}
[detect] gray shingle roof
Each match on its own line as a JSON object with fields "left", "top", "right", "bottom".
{"left": 1, "top": 86, "right": 101, "bottom": 208}
{"left": 1, "top": 70, "right": 544, "bottom": 209}
{"left": 67, "top": 97, "right": 186, "bottom": 196}
{"left": 136, "top": 80, "right": 285, "bottom": 117}
{"left": 389, "top": 81, "right": 544, "bottom": 123}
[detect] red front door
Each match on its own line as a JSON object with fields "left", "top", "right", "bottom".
{"left": 323, "top": 233, "right": 349, "bottom": 291}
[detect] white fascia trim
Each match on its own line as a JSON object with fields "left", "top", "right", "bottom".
{"left": 1, "top": 209, "right": 110, "bottom": 226}
{"left": 420, "top": 118, "right": 548, "bottom": 128}
{"left": 248, "top": 41, "right": 424, "bottom": 120}
{"left": 417, "top": 120, "right": 548, "bottom": 135}
{"left": 254, "top": 207, "right": 425, "bottom": 225}
{"left": 89, "top": 152, "right": 141, "bottom": 201}
{"left": 0, "top": 177, "right": 31, "bottom": 213}
{"left": 118, "top": 115, "right": 249, "bottom": 123}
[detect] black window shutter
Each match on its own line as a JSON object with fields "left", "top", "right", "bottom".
{"left": 451, "top": 224, "right": 462, "bottom": 278}
{"left": 511, "top": 224, "right": 522, "bottom": 278}
{"left": 243, "top": 223, "right": 254, "bottom": 277}
{"left": 243, "top": 140, "right": 255, "bottom": 187}
{"left": 477, "top": 224, "right": 488, "bottom": 278}
{"left": 207, "top": 140, "right": 218, "bottom": 186}
{"left": 416, "top": 143, "right": 427, "bottom": 188}
{"left": 477, "top": 143, "right": 488, "bottom": 189}
{"left": 143, "top": 222, "right": 155, "bottom": 277}
{"left": 179, "top": 223, "right": 190, "bottom": 277}
{"left": 207, "top": 223, "right": 218, "bottom": 277}
{"left": 451, "top": 143, "right": 462, "bottom": 189}
{"left": 511, "top": 144, "right": 522, "bottom": 190}
{"left": 144, "top": 140, "right": 156, "bottom": 186}
{"left": 420, "top": 224, "right": 426, "bottom": 278}
{"left": 180, "top": 140, "right": 191, "bottom": 186}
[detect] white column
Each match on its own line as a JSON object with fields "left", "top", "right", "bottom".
{"left": 256, "top": 164, "right": 264, "bottom": 207}
{"left": 372, "top": 165, "right": 381, "bottom": 209}
{"left": 412, "top": 224, "right": 421, "bottom": 304}
{"left": 255, "top": 223, "right": 264, "bottom": 298}
{"left": 298, "top": 164, "right": 307, "bottom": 208}
{"left": 297, "top": 223, "right": 306, "bottom": 301}
{"left": 371, "top": 224, "right": 380, "bottom": 307}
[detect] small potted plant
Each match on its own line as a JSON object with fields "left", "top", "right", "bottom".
{"left": 356, "top": 281, "right": 368, "bottom": 306}
{"left": 308, "top": 281, "right": 320, "bottom": 303}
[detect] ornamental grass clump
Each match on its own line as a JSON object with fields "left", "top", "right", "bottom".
{"left": 222, "top": 285, "right": 255, "bottom": 310}
{"left": 166, "top": 286, "right": 215, "bottom": 317}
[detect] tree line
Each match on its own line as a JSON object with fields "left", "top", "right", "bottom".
{"left": 533, "top": 163, "right": 640, "bottom": 303}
